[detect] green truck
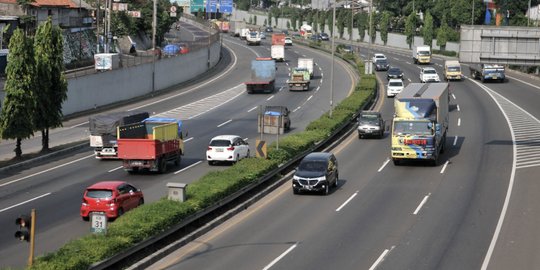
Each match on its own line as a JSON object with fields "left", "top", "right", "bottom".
{"left": 288, "top": 68, "right": 310, "bottom": 91}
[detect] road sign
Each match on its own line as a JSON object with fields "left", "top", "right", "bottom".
{"left": 91, "top": 212, "right": 107, "bottom": 234}
{"left": 256, "top": 140, "right": 266, "bottom": 158}
{"left": 170, "top": 5, "right": 177, "bottom": 12}
{"left": 170, "top": 12, "right": 177, "bottom": 17}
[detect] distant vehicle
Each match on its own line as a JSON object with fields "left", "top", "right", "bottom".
{"left": 178, "top": 43, "right": 189, "bottom": 54}
{"left": 342, "top": 45, "right": 353, "bottom": 53}
{"left": 292, "top": 152, "right": 339, "bottom": 195}
{"left": 258, "top": 106, "right": 291, "bottom": 134}
{"left": 311, "top": 34, "right": 322, "bottom": 41}
{"left": 80, "top": 181, "right": 144, "bottom": 221}
{"left": 163, "top": 44, "right": 180, "bottom": 56}
{"left": 419, "top": 67, "right": 441, "bottom": 83}
{"left": 260, "top": 32, "right": 266, "bottom": 39}
{"left": 265, "top": 26, "right": 273, "bottom": 32}
{"left": 387, "top": 78, "right": 404, "bottom": 97}
{"left": 206, "top": 135, "right": 250, "bottom": 165}
{"left": 357, "top": 111, "right": 385, "bottom": 139}
{"left": 412, "top": 45, "right": 431, "bottom": 64}
{"left": 320, "top": 32, "right": 329, "bottom": 40}
{"left": 299, "top": 24, "right": 313, "bottom": 38}
{"left": 444, "top": 60, "right": 462, "bottom": 81}
{"left": 288, "top": 67, "right": 310, "bottom": 91}
{"left": 245, "top": 57, "right": 276, "bottom": 93}
{"left": 297, "top": 58, "right": 314, "bottom": 78}
{"left": 246, "top": 31, "right": 261, "bottom": 46}
{"left": 240, "top": 28, "right": 250, "bottom": 39}
{"left": 372, "top": 53, "right": 387, "bottom": 63}
{"left": 374, "top": 59, "right": 389, "bottom": 71}
{"left": 282, "top": 30, "right": 289, "bottom": 35}
{"left": 469, "top": 64, "right": 505, "bottom": 83}
{"left": 386, "top": 67, "right": 404, "bottom": 80}
{"left": 230, "top": 21, "right": 246, "bottom": 37}
{"left": 284, "top": 37, "right": 293, "bottom": 46}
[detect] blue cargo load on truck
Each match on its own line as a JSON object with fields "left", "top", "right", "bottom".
{"left": 244, "top": 58, "right": 276, "bottom": 94}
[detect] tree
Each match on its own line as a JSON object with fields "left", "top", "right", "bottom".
{"left": 436, "top": 14, "right": 449, "bottom": 51}
{"left": 327, "top": 10, "right": 334, "bottom": 36}
{"left": 16, "top": 0, "right": 36, "bottom": 34}
{"left": 369, "top": 11, "right": 376, "bottom": 43}
{"left": 319, "top": 11, "right": 327, "bottom": 33}
{"left": 380, "top": 11, "right": 390, "bottom": 45}
{"left": 337, "top": 9, "right": 347, "bottom": 38}
{"left": 33, "top": 17, "right": 68, "bottom": 151}
{"left": 405, "top": 12, "right": 416, "bottom": 49}
{"left": 422, "top": 11, "right": 434, "bottom": 47}
{"left": 356, "top": 12, "right": 367, "bottom": 41}
{"left": 0, "top": 29, "right": 36, "bottom": 158}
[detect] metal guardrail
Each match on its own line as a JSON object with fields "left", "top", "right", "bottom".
{"left": 88, "top": 46, "right": 376, "bottom": 269}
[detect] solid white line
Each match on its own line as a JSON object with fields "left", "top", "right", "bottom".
{"left": 378, "top": 158, "right": 390, "bottom": 172}
{"left": 184, "top": 137, "right": 194, "bottom": 142}
{"left": 262, "top": 243, "right": 298, "bottom": 270}
{"left": 336, "top": 191, "right": 358, "bottom": 212}
{"left": 321, "top": 72, "right": 323, "bottom": 77}
{"left": 316, "top": 86, "right": 320, "bottom": 92}
{"left": 506, "top": 75, "right": 540, "bottom": 90}
{"left": 307, "top": 95, "right": 313, "bottom": 101}
{"left": 453, "top": 135, "right": 458, "bottom": 146}
{"left": 0, "top": 154, "right": 95, "bottom": 188}
{"left": 278, "top": 87, "right": 284, "bottom": 92}
{"left": 407, "top": 78, "right": 412, "bottom": 82}
{"left": 0, "top": 193, "right": 51, "bottom": 213}
{"left": 174, "top": 160, "right": 202, "bottom": 175}
{"left": 267, "top": 95, "right": 274, "bottom": 101}
{"left": 440, "top": 160, "right": 450, "bottom": 174}
{"left": 452, "top": 93, "right": 456, "bottom": 100}
{"left": 288, "top": 73, "right": 291, "bottom": 77}
{"left": 285, "top": 62, "right": 289, "bottom": 66}
{"left": 108, "top": 166, "right": 123, "bottom": 173}
{"left": 413, "top": 194, "right": 431, "bottom": 215}
{"left": 293, "top": 106, "right": 301, "bottom": 113}
{"left": 457, "top": 118, "right": 461, "bottom": 126}
{"left": 248, "top": 106, "right": 258, "bottom": 112}
{"left": 217, "top": 119, "right": 232, "bottom": 127}
{"left": 369, "top": 248, "right": 392, "bottom": 270}
{"left": 457, "top": 104, "right": 460, "bottom": 111}
{"left": 405, "top": 61, "right": 411, "bottom": 65}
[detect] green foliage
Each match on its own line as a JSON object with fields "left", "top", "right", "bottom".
{"left": 264, "top": 18, "right": 268, "bottom": 26}
{"left": 436, "top": 14, "right": 449, "bottom": 50}
{"left": 433, "top": 49, "right": 458, "bottom": 57}
{"left": 249, "top": 16, "right": 253, "bottom": 24}
{"left": 369, "top": 11, "right": 376, "bottom": 43}
{"left": 358, "top": 74, "right": 377, "bottom": 91}
{"left": 254, "top": 15, "right": 258, "bottom": 25}
{"left": 287, "top": 20, "right": 291, "bottom": 29}
{"left": 111, "top": 11, "right": 137, "bottom": 36}
{"left": 422, "top": 11, "right": 434, "bottom": 47}
{"left": 0, "top": 29, "right": 35, "bottom": 157}
{"left": 405, "top": 13, "right": 416, "bottom": 49}
{"left": 380, "top": 11, "right": 390, "bottom": 45}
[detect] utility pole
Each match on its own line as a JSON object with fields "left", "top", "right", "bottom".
{"left": 330, "top": 0, "right": 336, "bottom": 117}
{"left": 367, "top": 0, "right": 373, "bottom": 74}
{"left": 152, "top": 0, "right": 157, "bottom": 93}
{"left": 471, "top": 0, "right": 475, "bottom": 25}
{"left": 106, "top": 0, "right": 111, "bottom": 53}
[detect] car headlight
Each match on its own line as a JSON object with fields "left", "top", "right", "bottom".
{"left": 293, "top": 175, "right": 300, "bottom": 180}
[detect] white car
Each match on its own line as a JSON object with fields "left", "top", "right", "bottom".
{"left": 387, "top": 78, "right": 404, "bottom": 97}
{"left": 284, "top": 37, "right": 293, "bottom": 46}
{"left": 419, "top": 67, "right": 441, "bottom": 83}
{"left": 206, "top": 135, "right": 250, "bottom": 165}
{"left": 372, "top": 53, "right": 387, "bottom": 63}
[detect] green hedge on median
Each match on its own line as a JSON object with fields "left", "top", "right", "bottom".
{"left": 29, "top": 52, "right": 377, "bottom": 270}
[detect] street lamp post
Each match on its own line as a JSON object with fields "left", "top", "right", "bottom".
{"left": 330, "top": 0, "right": 336, "bottom": 117}
{"left": 471, "top": 0, "right": 475, "bottom": 25}
{"left": 151, "top": 0, "right": 157, "bottom": 93}
{"left": 367, "top": 0, "right": 373, "bottom": 74}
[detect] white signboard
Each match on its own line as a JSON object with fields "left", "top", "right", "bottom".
{"left": 91, "top": 212, "right": 107, "bottom": 234}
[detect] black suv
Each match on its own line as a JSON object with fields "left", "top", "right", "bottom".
{"left": 292, "top": 152, "right": 339, "bottom": 195}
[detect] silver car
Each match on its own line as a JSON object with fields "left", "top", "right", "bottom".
{"left": 357, "top": 111, "right": 384, "bottom": 139}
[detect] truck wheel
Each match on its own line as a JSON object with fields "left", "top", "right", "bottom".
{"left": 158, "top": 158, "right": 167, "bottom": 173}
{"left": 393, "top": 159, "right": 400, "bottom": 166}
{"left": 174, "top": 154, "right": 181, "bottom": 166}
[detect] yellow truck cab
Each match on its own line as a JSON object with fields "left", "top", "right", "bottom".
{"left": 444, "top": 60, "right": 462, "bottom": 81}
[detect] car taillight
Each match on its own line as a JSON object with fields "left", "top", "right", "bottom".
{"left": 227, "top": 146, "right": 235, "bottom": 151}
{"left": 107, "top": 198, "right": 117, "bottom": 206}
{"left": 82, "top": 198, "right": 88, "bottom": 205}
{"left": 207, "top": 146, "right": 212, "bottom": 151}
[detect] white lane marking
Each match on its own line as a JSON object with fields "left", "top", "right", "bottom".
{"left": 302, "top": 54, "right": 306, "bottom": 57}
{"left": 457, "top": 118, "right": 461, "bottom": 126}
{"left": 108, "top": 166, "right": 123, "bottom": 173}
{"left": 174, "top": 160, "right": 202, "bottom": 175}
{"left": 407, "top": 78, "right": 412, "bottom": 82}
{"left": 506, "top": 75, "right": 540, "bottom": 90}
{"left": 262, "top": 243, "right": 298, "bottom": 270}
{"left": 413, "top": 193, "right": 431, "bottom": 215}
{"left": 288, "top": 73, "right": 291, "bottom": 77}
{"left": 393, "top": 57, "right": 400, "bottom": 60}
{"left": 440, "top": 160, "right": 450, "bottom": 174}
{"left": 0, "top": 154, "right": 95, "bottom": 188}
{"left": 369, "top": 247, "right": 395, "bottom": 270}
{"left": 285, "top": 62, "right": 289, "bottom": 66}
{"left": 321, "top": 72, "right": 323, "bottom": 77}
{"left": 316, "top": 86, "right": 320, "bottom": 92}
{"left": 248, "top": 106, "right": 258, "bottom": 112}
{"left": 293, "top": 106, "right": 301, "bottom": 113}
{"left": 244, "top": 137, "right": 248, "bottom": 141}
{"left": 307, "top": 95, "right": 313, "bottom": 101}
{"left": 452, "top": 93, "right": 456, "bottom": 100}
{"left": 405, "top": 61, "right": 412, "bottom": 65}
{"left": 378, "top": 158, "right": 390, "bottom": 172}
{"left": 336, "top": 191, "right": 358, "bottom": 212}
{"left": 453, "top": 135, "right": 458, "bottom": 146}
{"left": 186, "top": 85, "right": 245, "bottom": 120}
{"left": 278, "top": 87, "right": 284, "bottom": 92}
{"left": 184, "top": 137, "right": 194, "bottom": 142}
{"left": 0, "top": 193, "right": 51, "bottom": 213}
{"left": 217, "top": 119, "right": 232, "bottom": 127}
{"left": 267, "top": 95, "right": 275, "bottom": 101}
{"left": 457, "top": 104, "right": 460, "bottom": 111}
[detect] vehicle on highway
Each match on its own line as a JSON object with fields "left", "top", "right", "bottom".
{"left": 292, "top": 152, "right": 339, "bottom": 195}
{"left": 80, "top": 181, "right": 144, "bottom": 221}
{"left": 265, "top": 26, "right": 273, "bottom": 32}
{"left": 386, "top": 67, "right": 404, "bottom": 80}
{"left": 357, "top": 111, "right": 385, "bottom": 139}
{"left": 412, "top": 45, "right": 432, "bottom": 64}
{"left": 246, "top": 31, "right": 261, "bottom": 46}
{"left": 320, "top": 32, "right": 329, "bottom": 40}
{"left": 258, "top": 106, "right": 291, "bottom": 133}
{"left": 444, "top": 60, "right": 462, "bottom": 81}
{"left": 207, "top": 135, "right": 250, "bottom": 165}
{"left": 163, "top": 44, "right": 181, "bottom": 56}
{"left": 374, "top": 59, "right": 390, "bottom": 71}
{"left": 245, "top": 57, "right": 276, "bottom": 93}
{"left": 260, "top": 32, "right": 266, "bottom": 39}
{"left": 284, "top": 37, "right": 293, "bottom": 46}
{"left": 310, "top": 34, "right": 322, "bottom": 41}
{"left": 288, "top": 67, "right": 310, "bottom": 91}
{"left": 387, "top": 78, "right": 404, "bottom": 98}
{"left": 178, "top": 43, "right": 189, "bottom": 54}
{"left": 342, "top": 45, "right": 353, "bottom": 53}
{"left": 469, "top": 63, "right": 505, "bottom": 83}
{"left": 419, "top": 67, "right": 441, "bottom": 83}
{"left": 372, "top": 53, "right": 387, "bottom": 63}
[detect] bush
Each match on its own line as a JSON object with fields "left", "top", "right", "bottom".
{"left": 433, "top": 49, "right": 458, "bottom": 57}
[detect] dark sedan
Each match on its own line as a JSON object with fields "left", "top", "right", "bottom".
{"left": 320, "top": 32, "right": 329, "bottom": 40}
{"left": 386, "top": 67, "right": 404, "bottom": 80}
{"left": 374, "top": 59, "right": 389, "bottom": 71}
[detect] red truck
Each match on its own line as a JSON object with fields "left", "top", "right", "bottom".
{"left": 117, "top": 118, "right": 185, "bottom": 173}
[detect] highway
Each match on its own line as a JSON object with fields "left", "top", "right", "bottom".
{"left": 146, "top": 42, "right": 540, "bottom": 270}
{"left": 0, "top": 32, "right": 356, "bottom": 268}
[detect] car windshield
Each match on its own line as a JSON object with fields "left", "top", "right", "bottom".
{"left": 250, "top": 32, "right": 258, "bottom": 37}
{"left": 393, "top": 121, "right": 433, "bottom": 135}
{"left": 376, "top": 60, "right": 387, "bottom": 64}
{"left": 424, "top": 69, "right": 436, "bottom": 74}
{"left": 86, "top": 189, "right": 113, "bottom": 198}
{"left": 418, "top": 51, "right": 430, "bottom": 56}
{"left": 448, "top": 66, "right": 460, "bottom": 72}
{"left": 376, "top": 55, "right": 385, "bottom": 59}
{"left": 298, "top": 161, "right": 327, "bottom": 172}
{"left": 210, "top": 139, "right": 231, "bottom": 147}
{"left": 389, "top": 68, "right": 401, "bottom": 74}
{"left": 389, "top": 81, "right": 403, "bottom": 87}
{"left": 359, "top": 114, "right": 379, "bottom": 124}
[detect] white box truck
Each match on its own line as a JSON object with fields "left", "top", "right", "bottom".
{"left": 412, "top": 45, "right": 431, "bottom": 64}
{"left": 297, "top": 58, "right": 314, "bottom": 78}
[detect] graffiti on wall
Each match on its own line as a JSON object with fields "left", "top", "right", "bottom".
{"left": 62, "top": 29, "right": 98, "bottom": 65}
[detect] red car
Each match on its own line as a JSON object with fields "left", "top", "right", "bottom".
{"left": 178, "top": 43, "right": 190, "bottom": 54}
{"left": 80, "top": 181, "right": 144, "bottom": 221}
